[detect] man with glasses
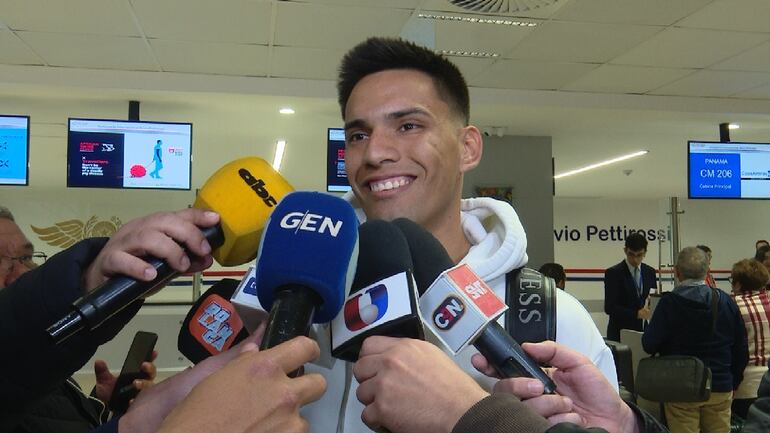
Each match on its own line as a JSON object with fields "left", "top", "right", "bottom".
{"left": 0, "top": 206, "right": 158, "bottom": 433}
{"left": 0, "top": 207, "right": 43, "bottom": 288}
{"left": 604, "top": 232, "right": 656, "bottom": 341}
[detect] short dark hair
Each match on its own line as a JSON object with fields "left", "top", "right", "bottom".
{"left": 756, "top": 239, "right": 769, "bottom": 249}
{"left": 337, "top": 37, "right": 470, "bottom": 124}
{"left": 755, "top": 245, "right": 770, "bottom": 262}
{"left": 696, "top": 244, "right": 711, "bottom": 254}
{"left": 625, "top": 232, "right": 648, "bottom": 251}
{"left": 539, "top": 263, "right": 566, "bottom": 284}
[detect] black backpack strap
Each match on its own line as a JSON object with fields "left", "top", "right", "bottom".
{"left": 505, "top": 267, "right": 557, "bottom": 343}
{"left": 710, "top": 287, "right": 719, "bottom": 335}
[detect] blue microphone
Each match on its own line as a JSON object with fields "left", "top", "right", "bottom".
{"left": 255, "top": 191, "right": 359, "bottom": 351}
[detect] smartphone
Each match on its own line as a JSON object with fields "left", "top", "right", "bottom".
{"left": 108, "top": 331, "right": 158, "bottom": 414}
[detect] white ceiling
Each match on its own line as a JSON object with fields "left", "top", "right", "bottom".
{"left": 1, "top": 0, "right": 770, "bottom": 198}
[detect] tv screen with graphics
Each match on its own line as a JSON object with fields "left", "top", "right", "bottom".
{"left": 327, "top": 127, "right": 351, "bottom": 192}
{"left": 67, "top": 118, "right": 192, "bottom": 190}
{"left": 689, "top": 140, "right": 770, "bottom": 199}
{"left": 0, "top": 115, "right": 30, "bottom": 186}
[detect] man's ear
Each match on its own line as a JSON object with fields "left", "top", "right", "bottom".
{"left": 459, "top": 126, "right": 483, "bottom": 173}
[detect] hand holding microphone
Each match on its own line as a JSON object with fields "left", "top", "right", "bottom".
{"left": 48, "top": 157, "right": 294, "bottom": 343}
{"left": 392, "top": 218, "right": 556, "bottom": 393}
{"left": 354, "top": 336, "right": 489, "bottom": 433}
{"left": 155, "top": 337, "right": 326, "bottom": 433}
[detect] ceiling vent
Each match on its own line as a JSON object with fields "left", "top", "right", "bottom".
{"left": 449, "top": 0, "right": 559, "bottom": 13}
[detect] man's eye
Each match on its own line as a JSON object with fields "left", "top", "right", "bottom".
{"left": 347, "top": 132, "right": 368, "bottom": 143}
{"left": 400, "top": 123, "right": 418, "bottom": 131}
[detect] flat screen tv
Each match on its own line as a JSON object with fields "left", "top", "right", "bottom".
{"left": 67, "top": 118, "right": 192, "bottom": 190}
{"left": 0, "top": 115, "right": 30, "bottom": 186}
{"left": 688, "top": 140, "right": 770, "bottom": 199}
{"left": 327, "top": 127, "right": 351, "bottom": 192}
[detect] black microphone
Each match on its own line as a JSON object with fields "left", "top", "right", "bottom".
{"left": 254, "top": 191, "right": 359, "bottom": 352}
{"left": 392, "top": 218, "right": 556, "bottom": 394}
{"left": 47, "top": 157, "right": 295, "bottom": 344}
{"left": 48, "top": 225, "right": 224, "bottom": 344}
{"left": 178, "top": 278, "right": 250, "bottom": 364}
{"left": 330, "top": 220, "right": 424, "bottom": 362}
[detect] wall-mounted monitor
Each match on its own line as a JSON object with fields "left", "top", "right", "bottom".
{"left": 0, "top": 115, "right": 30, "bottom": 186}
{"left": 688, "top": 140, "right": 770, "bottom": 199}
{"left": 327, "top": 127, "right": 351, "bottom": 192}
{"left": 67, "top": 118, "right": 192, "bottom": 190}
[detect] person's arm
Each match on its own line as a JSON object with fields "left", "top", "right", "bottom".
{"left": 641, "top": 297, "right": 668, "bottom": 355}
{"left": 0, "top": 237, "right": 136, "bottom": 425}
{"left": 0, "top": 209, "right": 219, "bottom": 429}
{"left": 729, "top": 298, "right": 749, "bottom": 389}
{"left": 151, "top": 336, "right": 326, "bottom": 433}
{"left": 603, "top": 267, "right": 637, "bottom": 323}
{"left": 353, "top": 336, "right": 551, "bottom": 433}
{"left": 453, "top": 394, "right": 578, "bottom": 433}
{"left": 472, "top": 341, "right": 640, "bottom": 433}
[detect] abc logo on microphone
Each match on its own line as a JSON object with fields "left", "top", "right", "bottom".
{"left": 344, "top": 284, "right": 389, "bottom": 331}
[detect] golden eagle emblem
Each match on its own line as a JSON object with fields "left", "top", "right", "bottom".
{"left": 31, "top": 216, "right": 123, "bottom": 249}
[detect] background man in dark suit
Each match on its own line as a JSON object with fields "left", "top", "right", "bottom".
{"left": 604, "top": 232, "right": 656, "bottom": 341}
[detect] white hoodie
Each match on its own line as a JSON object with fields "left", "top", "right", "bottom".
{"left": 298, "top": 194, "right": 618, "bottom": 433}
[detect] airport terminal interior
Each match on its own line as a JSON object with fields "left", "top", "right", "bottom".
{"left": 2, "top": 0, "right": 770, "bottom": 431}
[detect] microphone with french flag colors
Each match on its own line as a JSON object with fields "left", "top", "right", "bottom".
{"left": 392, "top": 218, "right": 556, "bottom": 394}
{"left": 47, "top": 157, "right": 293, "bottom": 344}
{"left": 330, "top": 220, "right": 424, "bottom": 362}
{"left": 255, "top": 191, "right": 359, "bottom": 351}
{"left": 177, "top": 278, "right": 250, "bottom": 364}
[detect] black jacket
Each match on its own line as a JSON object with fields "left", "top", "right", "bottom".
{"left": 604, "top": 260, "right": 655, "bottom": 341}
{"left": 13, "top": 378, "right": 107, "bottom": 433}
{"left": 642, "top": 283, "right": 748, "bottom": 392}
{"left": 0, "top": 238, "right": 142, "bottom": 432}
{"left": 452, "top": 394, "right": 668, "bottom": 433}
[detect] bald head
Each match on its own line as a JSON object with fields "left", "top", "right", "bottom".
{"left": 675, "top": 247, "right": 709, "bottom": 281}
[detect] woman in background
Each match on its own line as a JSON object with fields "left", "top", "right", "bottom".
{"left": 731, "top": 258, "right": 770, "bottom": 419}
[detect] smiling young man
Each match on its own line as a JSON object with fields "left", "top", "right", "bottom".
{"left": 296, "top": 37, "right": 617, "bottom": 433}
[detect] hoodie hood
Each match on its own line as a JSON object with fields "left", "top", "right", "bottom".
{"left": 670, "top": 282, "right": 714, "bottom": 323}
{"left": 343, "top": 191, "right": 528, "bottom": 282}
{"left": 459, "top": 197, "right": 528, "bottom": 281}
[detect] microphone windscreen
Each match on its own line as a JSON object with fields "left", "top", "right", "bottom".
{"left": 350, "top": 219, "right": 415, "bottom": 293}
{"left": 255, "top": 191, "right": 359, "bottom": 323}
{"left": 193, "top": 157, "right": 294, "bottom": 266}
{"left": 178, "top": 279, "right": 249, "bottom": 363}
{"left": 392, "top": 218, "right": 454, "bottom": 294}
{"left": 330, "top": 220, "right": 423, "bottom": 361}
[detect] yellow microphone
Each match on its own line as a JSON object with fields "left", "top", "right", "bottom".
{"left": 194, "top": 157, "right": 294, "bottom": 266}
{"left": 48, "top": 157, "right": 294, "bottom": 343}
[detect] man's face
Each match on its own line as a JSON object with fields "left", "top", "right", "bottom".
{"left": 757, "top": 241, "right": 769, "bottom": 250}
{"left": 343, "top": 69, "right": 478, "bottom": 228}
{"left": 0, "top": 219, "right": 34, "bottom": 288}
{"left": 624, "top": 247, "right": 646, "bottom": 268}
